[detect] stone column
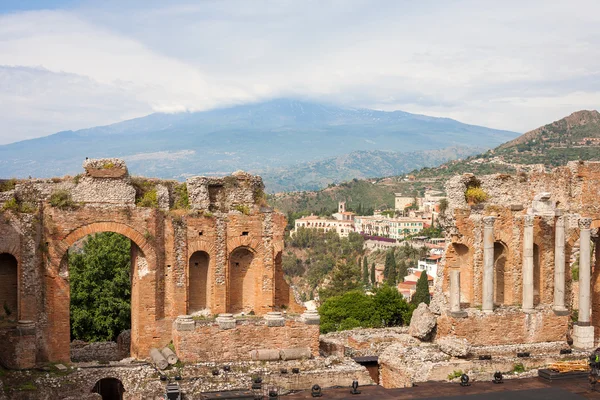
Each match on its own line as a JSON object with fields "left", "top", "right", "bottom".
{"left": 449, "top": 269, "right": 467, "bottom": 317}
{"left": 522, "top": 215, "right": 535, "bottom": 313}
{"left": 482, "top": 216, "right": 496, "bottom": 313}
{"left": 578, "top": 218, "right": 592, "bottom": 324}
{"left": 553, "top": 216, "right": 568, "bottom": 314}
{"left": 574, "top": 218, "right": 594, "bottom": 349}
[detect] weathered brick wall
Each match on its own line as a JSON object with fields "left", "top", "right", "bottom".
{"left": 0, "top": 159, "right": 298, "bottom": 368}
{"left": 173, "top": 318, "right": 319, "bottom": 362}
{"left": 435, "top": 161, "right": 600, "bottom": 343}
{"left": 436, "top": 310, "right": 569, "bottom": 345}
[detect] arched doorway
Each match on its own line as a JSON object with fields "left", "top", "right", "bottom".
{"left": 228, "top": 247, "right": 256, "bottom": 314}
{"left": 68, "top": 233, "right": 133, "bottom": 360}
{"left": 92, "top": 377, "right": 125, "bottom": 400}
{"left": 0, "top": 253, "right": 18, "bottom": 319}
{"left": 46, "top": 221, "right": 157, "bottom": 362}
{"left": 189, "top": 251, "right": 210, "bottom": 313}
{"left": 494, "top": 241, "right": 508, "bottom": 305}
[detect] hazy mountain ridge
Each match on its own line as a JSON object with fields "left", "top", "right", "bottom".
{"left": 261, "top": 146, "right": 484, "bottom": 192}
{"left": 0, "top": 99, "right": 518, "bottom": 190}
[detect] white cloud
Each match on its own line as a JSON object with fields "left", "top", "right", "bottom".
{"left": 1, "top": 0, "right": 600, "bottom": 144}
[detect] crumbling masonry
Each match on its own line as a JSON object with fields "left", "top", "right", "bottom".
{"left": 0, "top": 159, "right": 309, "bottom": 369}
{"left": 435, "top": 161, "right": 600, "bottom": 349}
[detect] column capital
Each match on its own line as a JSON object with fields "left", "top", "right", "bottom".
{"left": 555, "top": 216, "right": 565, "bottom": 227}
{"left": 524, "top": 215, "right": 534, "bottom": 227}
{"left": 483, "top": 216, "right": 496, "bottom": 227}
{"left": 579, "top": 217, "right": 592, "bottom": 230}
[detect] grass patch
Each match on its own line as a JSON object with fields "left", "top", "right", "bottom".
{"left": 447, "top": 370, "right": 463, "bottom": 380}
{"left": 18, "top": 381, "right": 37, "bottom": 391}
{"left": 513, "top": 363, "right": 525, "bottom": 373}
{"left": 2, "top": 197, "right": 37, "bottom": 214}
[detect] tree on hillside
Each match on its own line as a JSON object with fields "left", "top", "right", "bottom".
{"left": 412, "top": 272, "right": 431, "bottom": 306}
{"left": 318, "top": 259, "right": 362, "bottom": 301}
{"left": 362, "top": 257, "right": 369, "bottom": 285}
{"left": 373, "top": 285, "right": 415, "bottom": 327}
{"left": 70, "top": 232, "right": 131, "bottom": 342}
{"left": 383, "top": 250, "right": 397, "bottom": 285}
{"left": 396, "top": 259, "right": 408, "bottom": 283}
{"left": 371, "top": 262, "right": 376, "bottom": 287}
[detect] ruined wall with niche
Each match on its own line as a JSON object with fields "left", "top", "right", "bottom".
{"left": 434, "top": 161, "right": 600, "bottom": 345}
{"left": 0, "top": 159, "right": 304, "bottom": 368}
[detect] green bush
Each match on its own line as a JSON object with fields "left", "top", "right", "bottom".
{"left": 318, "top": 285, "right": 414, "bottom": 333}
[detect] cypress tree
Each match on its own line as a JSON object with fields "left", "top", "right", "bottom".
{"left": 384, "top": 250, "right": 397, "bottom": 285}
{"left": 412, "top": 271, "right": 431, "bottom": 305}
{"left": 397, "top": 259, "right": 408, "bottom": 283}
{"left": 371, "top": 262, "right": 376, "bottom": 287}
{"left": 362, "top": 256, "right": 369, "bottom": 285}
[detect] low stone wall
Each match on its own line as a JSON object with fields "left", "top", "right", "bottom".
{"left": 0, "top": 358, "right": 372, "bottom": 399}
{"left": 436, "top": 309, "right": 569, "bottom": 346}
{"left": 173, "top": 316, "right": 320, "bottom": 363}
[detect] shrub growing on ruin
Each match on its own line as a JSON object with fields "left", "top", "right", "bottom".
{"left": 49, "top": 189, "right": 77, "bottom": 210}
{"left": 234, "top": 204, "right": 250, "bottom": 215}
{"left": 172, "top": 183, "right": 189, "bottom": 209}
{"left": 0, "top": 178, "right": 16, "bottom": 192}
{"left": 137, "top": 188, "right": 158, "bottom": 208}
{"left": 464, "top": 186, "right": 488, "bottom": 204}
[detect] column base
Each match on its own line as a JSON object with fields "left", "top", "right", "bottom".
{"left": 522, "top": 308, "right": 535, "bottom": 314}
{"left": 552, "top": 307, "right": 570, "bottom": 316}
{"left": 573, "top": 325, "right": 595, "bottom": 350}
{"left": 482, "top": 309, "right": 493, "bottom": 314}
{"left": 449, "top": 311, "right": 468, "bottom": 318}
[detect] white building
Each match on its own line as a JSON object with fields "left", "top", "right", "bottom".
{"left": 293, "top": 202, "right": 355, "bottom": 238}
{"left": 394, "top": 194, "right": 415, "bottom": 213}
{"left": 354, "top": 216, "right": 424, "bottom": 240}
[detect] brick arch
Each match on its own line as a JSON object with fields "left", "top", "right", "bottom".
{"left": 57, "top": 221, "right": 155, "bottom": 263}
{"left": 0, "top": 243, "right": 20, "bottom": 262}
{"left": 273, "top": 241, "right": 284, "bottom": 255}
{"left": 227, "top": 236, "right": 263, "bottom": 254}
{"left": 445, "top": 242, "right": 472, "bottom": 305}
{"left": 45, "top": 221, "right": 158, "bottom": 362}
{"left": 188, "top": 239, "right": 216, "bottom": 257}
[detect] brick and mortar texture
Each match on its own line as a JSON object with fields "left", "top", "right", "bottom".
{"left": 0, "top": 159, "right": 304, "bottom": 368}
{"left": 173, "top": 317, "right": 320, "bottom": 362}
{"left": 433, "top": 161, "right": 600, "bottom": 345}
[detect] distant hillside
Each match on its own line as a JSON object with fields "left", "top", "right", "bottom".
{"left": 494, "top": 110, "right": 600, "bottom": 166}
{"left": 270, "top": 110, "right": 600, "bottom": 216}
{"left": 0, "top": 99, "right": 517, "bottom": 190}
{"left": 261, "top": 146, "right": 484, "bottom": 192}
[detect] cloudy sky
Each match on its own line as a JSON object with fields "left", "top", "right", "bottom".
{"left": 1, "top": 0, "right": 599, "bottom": 144}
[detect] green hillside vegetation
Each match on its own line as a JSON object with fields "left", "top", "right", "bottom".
{"left": 284, "top": 228, "right": 365, "bottom": 301}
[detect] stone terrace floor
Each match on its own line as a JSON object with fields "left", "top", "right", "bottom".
{"left": 285, "top": 377, "right": 600, "bottom": 399}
